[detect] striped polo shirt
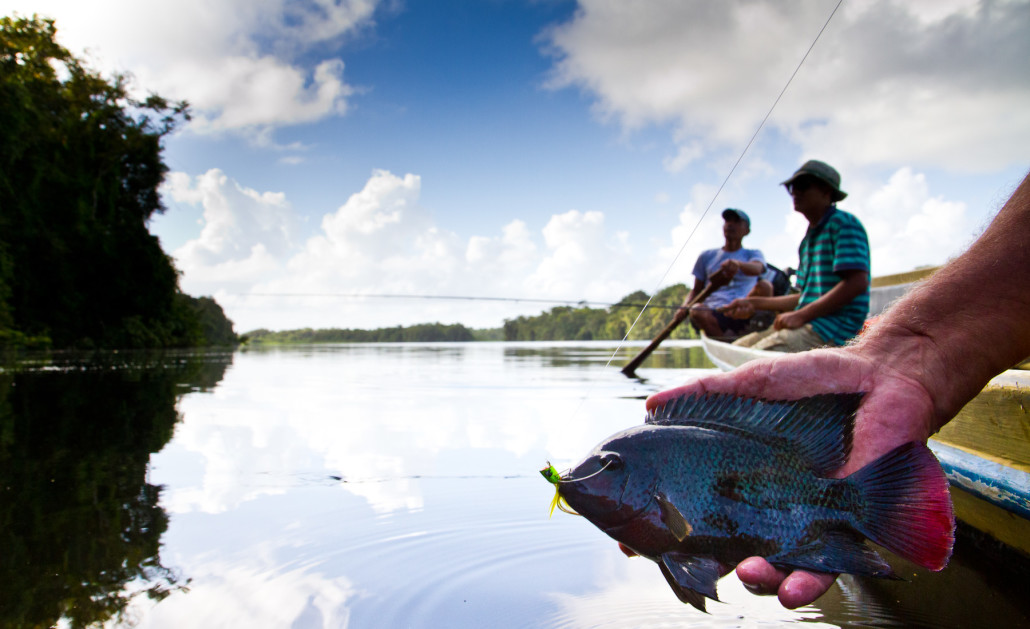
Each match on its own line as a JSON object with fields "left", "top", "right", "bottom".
{"left": 796, "top": 206, "right": 871, "bottom": 346}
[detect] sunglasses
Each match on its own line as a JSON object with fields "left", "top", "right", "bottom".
{"left": 786, "top": 177, "right": 819, "bottom": 195}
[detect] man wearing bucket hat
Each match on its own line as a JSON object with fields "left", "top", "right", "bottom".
{"left": 678, "top": 208, "right": 771, "bottom": 339}
{"left": 723, "top": 160, "right": 870, "bottom": 351}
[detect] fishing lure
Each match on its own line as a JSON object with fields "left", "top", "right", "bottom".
{"left": 540, "top": 462, "right": 562, "bottom": 484}
{"left": 540, "top": 462, "right": 576, "bottom": 517}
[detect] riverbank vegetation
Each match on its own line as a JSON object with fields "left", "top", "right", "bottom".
{"left": 246, "top": 323, "right": 481, "bottom": 344}
{"left": 0, "top": 15, "right": 236, "bottom": 350}
{"left": 244, "top": 284, "right": 696, "bottom": 344}
{"left": 501, "top": 284, "right": 694, "bottom": 341}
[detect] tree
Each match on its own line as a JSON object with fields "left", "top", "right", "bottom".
{"left": 500, "top": 285, "right": 695, "bottom": 341}
{"left": 0, "top": 15, "right": 232, "bottom": 349}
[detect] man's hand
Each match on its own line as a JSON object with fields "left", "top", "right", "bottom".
{"left": 707, "top": 262, "right": 737, "bottom": 289}
{"left": 721, "top": 298, "right": 755, "bottom": 320}
{"left": 772, "top": 309, "right": 808, "bottom": 330}
{"left": 645, "top": 345, "right": 936, "bottom": 608}
{"left": 718, "top": 259, "right": 741, "bottom": 278}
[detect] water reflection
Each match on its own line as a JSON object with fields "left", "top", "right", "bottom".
{"left": 0, "top": 353, "right": 232, "bottom": 628}
{"left": 3, "top": 343, "right": 1029, "bottom": 628}
{"left": 502, "top": 340, "right": 714, "bottom": 371}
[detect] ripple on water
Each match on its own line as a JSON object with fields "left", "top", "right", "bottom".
{"left": 315, "top": 477, "right": 830, "bottom": 628}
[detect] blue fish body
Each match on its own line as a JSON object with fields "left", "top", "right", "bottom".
{"left": 556, "top": 393, "right": 954, "bottom": 611}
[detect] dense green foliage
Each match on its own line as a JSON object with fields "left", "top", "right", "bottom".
{"left": 502, "top": 284, "right": 696, "bottom": 341}
{"left": 246, "top": 322, "right": 479, "bottom": 344}
{"left": 0, "top": 354, "right": 233, "bottom": 627}
{"left": 244, "top": 285, "right": 696, "bottom": 344}
{"left": 0, "top": 15, "right": 235, "bottom": 349}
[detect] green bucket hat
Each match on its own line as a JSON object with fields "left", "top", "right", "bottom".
{"left": 781, "top": 160, "right": 847, "bottom": 201}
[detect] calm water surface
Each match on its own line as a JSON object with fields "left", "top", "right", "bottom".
{"left": 2, "top": 341, "right": 1028, "bottom": 628}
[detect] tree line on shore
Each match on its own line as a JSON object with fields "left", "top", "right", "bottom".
{"left": 501, "top": 284, "right": 694, "bottom": 341}
{"left": 1, "top": 15, "right": 236, "bottom": 351}
{"left": 246, "top": 323, "right": 485, "bottom": 344}
{"left": 244, "top": 284, "right": 697, "bottom": 344}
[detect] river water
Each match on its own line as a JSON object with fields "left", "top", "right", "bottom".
{"left": 2, "top": 341, "right": 1027, "bottom": 628}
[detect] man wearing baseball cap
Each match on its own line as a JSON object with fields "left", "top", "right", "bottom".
{"left": 679, "top": 207, "right": 769, "bottom": 339}
{"left": 723, "top": 160, "right": 870, "bottom": 351}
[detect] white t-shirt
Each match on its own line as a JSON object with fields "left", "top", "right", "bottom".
{"left": 692, "top": 247, "right": 766, "bottom": 308}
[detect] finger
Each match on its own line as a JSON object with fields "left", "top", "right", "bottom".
{"left": 646, "top": 380, "right": 708, "bottom": 411}
{"left": 735, "top": 557, "right": 787, "bottom": 596}
{"left": 618, "top": 543, "right": 637, "bottom": 558}
{"left": 777, "top": 570, "right": 837, "bottom": 609}
{"left": 647, "top": 349, "right": 854, "bottom": 411}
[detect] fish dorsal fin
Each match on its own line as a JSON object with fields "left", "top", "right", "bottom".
{"left": 646, "top": 392, "right": 863, "bottom": 475}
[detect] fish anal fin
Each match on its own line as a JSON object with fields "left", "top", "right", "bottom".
{"left": 659, "top": 552, "right": 724, "bottom": 611}
{"left": 768, "top": 531, "right": 898, "bottom": 579}
{"left": 655, "top": 493, "right": 693, "bottom": 542}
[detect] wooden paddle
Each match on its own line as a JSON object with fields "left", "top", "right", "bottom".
{"left": 620, "top": 281, "right": 720, "bottom": 376}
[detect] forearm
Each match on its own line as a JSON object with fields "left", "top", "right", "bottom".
{"left": 854, "top": 172, "right": 1030, "bottom": 428}
{"left": 740, "top": 260, "right": 765, "bottom": 276}
{"left": 746, "top": 294, "right": 799, "bottom": 312}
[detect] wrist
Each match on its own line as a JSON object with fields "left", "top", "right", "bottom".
{"left": 852, "top": 320, "right": 978, "bottom": 431}
{"left": 789, "top": 304, "right": 813, "bottom": 323}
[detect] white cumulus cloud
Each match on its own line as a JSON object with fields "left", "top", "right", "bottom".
{"left": 161, "top": 163, "right": 981, "bottom": 332}
{"left": 857, "top": 167, "right": 970, "bottom": 274}
{"left": 3, "top": 0, "right": 377, "bottom": 134}
{"left": 544, "top": 0, "right": 1030, "bottom": 173}
{"left": 166, "top": 169, "right": 298, "bottom": 289}
{"left": 165, "top": 170, "right": 648, "bottom": 332}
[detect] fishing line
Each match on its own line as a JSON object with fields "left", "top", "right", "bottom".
{"left": 235, "top": 292, "right": 681, "bottom": 310}
{"left": 599, "top": 0, "right": 845, "bottom": 372}
{"left": 560, "top": 459, "right": 613, "bottom": 484}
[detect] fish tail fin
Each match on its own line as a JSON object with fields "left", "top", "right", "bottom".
{"left": 850, "top": 441, "right": 955, "bottom": 571}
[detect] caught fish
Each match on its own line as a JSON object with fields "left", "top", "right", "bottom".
{"left": 545, "top": 392, "right": 954, "bottom": 612}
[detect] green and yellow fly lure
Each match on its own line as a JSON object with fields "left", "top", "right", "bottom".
{"left": 540, "top": 462, "right": 577, "bottom": 517}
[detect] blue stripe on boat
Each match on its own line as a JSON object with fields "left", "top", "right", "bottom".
{"left": 928, "top": 441, "right": 1030, "bottom": 520}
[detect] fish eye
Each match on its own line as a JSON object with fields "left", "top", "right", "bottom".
{"left": 600, "top": 452, "right": 624, "bottom": 470}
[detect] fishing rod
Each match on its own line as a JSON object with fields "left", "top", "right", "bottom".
{"left": 237, "top": 292, "right": 689, "bottom": 310}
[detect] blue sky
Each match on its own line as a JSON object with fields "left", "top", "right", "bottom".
{"left": 6, "top": 0, "right": 1030, "bottom": 332}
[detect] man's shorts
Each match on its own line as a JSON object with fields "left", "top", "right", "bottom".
{"left": 690, "top": 310, "right": 752, "bottom": 337}
{"left": 712, "top": 311, "right": 752, "bottom": 336}
{"left": 732, "top": 323, "right": 830, "bottom": 352}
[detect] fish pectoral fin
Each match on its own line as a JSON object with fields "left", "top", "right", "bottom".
{"left": 655, "top": 493, "right": 693, "bottom": 542}
{"left": 767, "top": 531, "right": 897, "bottom": 579}
{"left": 659, "top": 552, "right": 723, "bottom": 610}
